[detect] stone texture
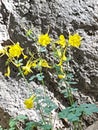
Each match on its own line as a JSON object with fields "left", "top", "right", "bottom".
{"left": 0, "top": 72, "right": 68, "bottom": 129}
{"left": 0, "top": 0, "right": 98, "bottom": 100}
{"left": 0, "top": 0, "right": 98, "bottom": 129}
{"left": 0, "top": 107, "right": 10, "bottom": 129}
{"left": 86, "top": 121, "right": 98, "bottom": 130}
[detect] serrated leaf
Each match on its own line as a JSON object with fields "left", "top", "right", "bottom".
{"left": 44, "top": 104, "right": 57, "bottom": 114}
{"left": 80, "top": 104, "right": 98, "bottom": 115}
{"left": 9, "top": 119, "right": 17, "bottom": 128}
{"left": 39, "top": 47, "right": 47, "bottom": 53}
{"left": 29, "top": 75, "right": 36, "bottom": 81}
{"left": 67, "top": 113, "right": 79, "bottom": 122}
{"left": 41, "top": 124, "right": 52, "bottom": 130}
{"left": 25, "top": 122, "right": 35, "bottom": 130}
{"left": 9, "top": 128, "right": 15, "bottom": 130}
{"left": 36, "top": 73, "right": 44, "bottom": 81}
{"left": 58, "top": 108, "right": 70, "bottom": 119}
{"left": 16, "top": 115, "right": 28, "bottom": 121}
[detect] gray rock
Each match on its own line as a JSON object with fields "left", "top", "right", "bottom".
{"left": 0, "top": 0, "right": 98, "bottom": 99}
{"left": 86, "top": 121, "right": 98, "bottom": 130}
{"left": 0, "top": 72, "right": 68, "bottom": 130}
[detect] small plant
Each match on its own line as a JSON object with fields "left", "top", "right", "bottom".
{"left": 9, "top": 115, "right": 28, "bottom": 130}
{"left": 0, "top": 28, "right": 98, "bottom": 130}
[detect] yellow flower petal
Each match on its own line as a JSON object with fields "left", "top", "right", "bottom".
{"left": 8, "top": 42, "right": 23, "bottom": 58}
{"left": 22, "top": 52, "right": 28, "bottom": 59}
{"left": 58, "top": 74, "right": 65, "bottom": 79}
{"left": 40, "top": 59, "right": 51, "bottom": 68}
{"left": 62, "top": 49, "right": 67, "bottom": 61}
{"left": 38, "top": 33, "right": 51, "bottom": 46}
{"left": 24, "top": 95, "right": 36, "bottom": 109}
{"left": 22, "top": 60, "right": 33, "bottom": 75}
{"left": 32, "top": 60, "right": 37, "bottom": 67}
{"left": 56, "top": 35, "right": 66, "bottom": 48}
{"left": 4, "top": 66, "right": 10, "bottom": 77}
{"left": 68, "top": 34, "right": 81, "bottom": 48}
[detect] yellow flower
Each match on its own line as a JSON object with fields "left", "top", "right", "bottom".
{"left": 22, "top": 52, "right": 28, "bottom": 59}
{"left": 39, "top": 59, "right": 51, "bottom": 68}
{"left": 58, "top": 73, "right": 65, "bottom": 79}
{"left": 62, "top": 49, "right": 67, "bottom": 61}
{"left": 32, "top": 60, "right": 37, "bottom": 68}
{"left": 8, "top": 42, "right": 23, "bottom": 58}
{"left": 68, "top": 34, "right": 81, "bottom": 48}
{"left": 24, "top": 95, "right": 36, "bottom": 109}
{"left": 4, "top": 66, "right": 10, "bottom": 77}
{"left": 56, "top": 35, "right": 66, "bottom": 48}
{"left": 38, "top": 33, "right": 51, "bottom": 46}
{"left": 58, "top": 50, "right": 67, "bottom": 66}
{"left": 22, "top": 60, "right": 33, "bottom": 75}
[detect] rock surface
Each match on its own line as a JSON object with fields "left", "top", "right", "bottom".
{"left": 0, "top": 0, "right": 98, "bottom": 129}
{"left": 0, "top": 0, "right": 98, "bottom": 99}
{"left": 86, "top": 121, "right": 98, "bottom": 130}
{"left": 0, "top": 72, "right": 67, "bottom": 129}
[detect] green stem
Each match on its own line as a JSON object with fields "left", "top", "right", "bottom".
{"left": 39, "top": 68, "right": 46, "bottom": 96}
{"left": 18, "top": 66, "right": 32, "bottom": 95}
{"left": 66, "top": 82, "right": 74, "bottom": 105}
{"left": 41, "top": 79, "right": 46, "bottom": 96}
{"left": 18, "top": 67, "right": 27, "bottom": 83}
{"left": 37, "top": 102, "right": 46, "bottom": 124}
{"left": 73, "top": 122, "right": 78, "bottom": 130}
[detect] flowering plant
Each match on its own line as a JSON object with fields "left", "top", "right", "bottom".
{"left": 0, "top": 29, "right": 98, "bottom": 130}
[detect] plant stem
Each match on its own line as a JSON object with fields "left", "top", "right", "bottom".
{"left": 66, "top": 82, "right": 74, "bottom": 105}
{"left": 37, "top": 102, "right": 46, "bottom": 124}
{"left": 18, "top": 66, "right": 32, "bottom": 95}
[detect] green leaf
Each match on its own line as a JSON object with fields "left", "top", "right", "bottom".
{"left": 36, "top": 73, "right": 44, "bottom": 81}
{"left": 25, "top": 122, "right": 36, "bottom": 130}
{"left": 39, "top": 47, "right": 47, "bottom": 53}
{"left": 42, "top": 96, "right": 58, "bottom": 114}
{"left": 25, "top": 121, "right": 42, "bottom": 130}
{"left": 58, "top": 107, "right": 70, "bottom": 119}
{"left": 9, "top": 128, "right": 15, "bottom": 130}
{"left": 29, "top": 75, "right": 36, "bottom": 81}
{"left": 41, "top": 124, "right": 52, "bottom": 130}
{"left": 9, "top": 119, "right": 17, "bottom": 128}
{"left": 0, "top": 126, "right": 3, "bottom": 130}
{"left": 44, "top": 104, "right": 57, "bottom": 114}
{"left": 66, "top": 57, "right": 71, "bottom": 62}
{"left": 16, "top": 115, "right": 28, "bottom": 121}
{"left": 53, "top": 65, "right": 61, "bottom": 74}
{"left": 80, "top": 104, "right": 98, "bottom": 115}
{"left": 58, "top": 103, "right": 98, "bottom": 122}
{"left": 67, "top": 113, "right": 79, "bottom": 122}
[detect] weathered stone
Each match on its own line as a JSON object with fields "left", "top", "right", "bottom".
{"left": 86, "top": 121, "right": 98, "bottom": 130}
{"left": 0, "top": 0, "right": 98, "bottom": 99}
{"left": 0, "top": 72, "right": 68, "bottom": 129}
{"left": 0, "top": 0, "right": 98, "bottom": 129}
{"left": 0, "top": 107, "right": 10, "bottom": 129}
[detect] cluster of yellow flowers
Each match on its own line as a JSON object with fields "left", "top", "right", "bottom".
{"left": 38, "top": 33, "right": 81, "bottom": 48}
{"left": 0, "top": 42, "right": 27, "bottom": 77}
{"left": 0, "top": 33, "right": 81, "bottom": 78}
{"left": 0, "top": 32, "right": 81, "bottom": 109}
{"left": 22, "top": 58, "right": 51, "bottom": 75}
